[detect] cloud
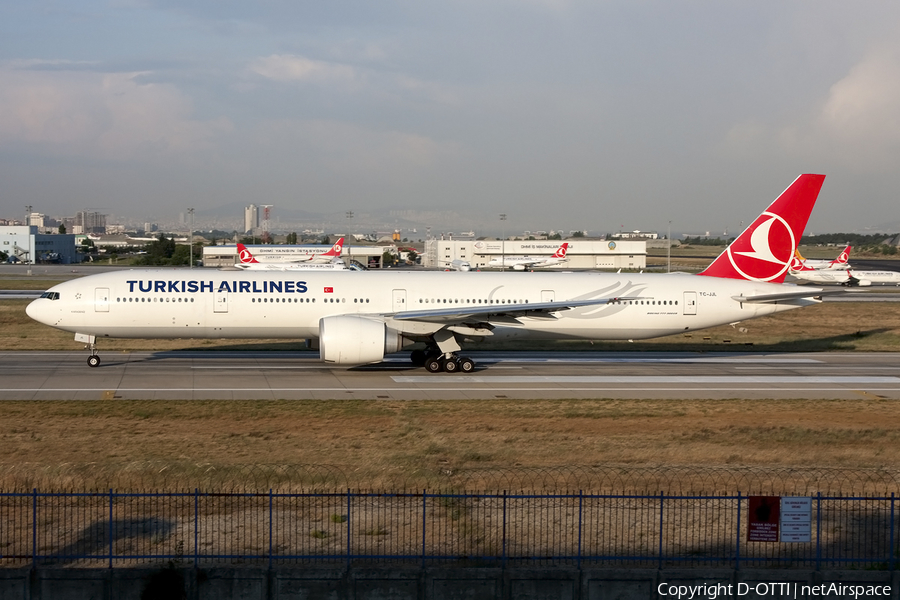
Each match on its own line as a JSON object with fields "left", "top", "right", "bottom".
{"left": 725, "top": 45, "right": 900, "bottom": 172}
{"left": 250, "top": 54, "right": 358, "bottom": 84}
{"left": 0, "top": 62, "right": 231, "bottom": 160}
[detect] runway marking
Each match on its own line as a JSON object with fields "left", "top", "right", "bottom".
{"left": 4, "top": 387, "right": 900, "bottom": 394}
{"left": 391, "top": 376, "right": 900, "bottom": 384}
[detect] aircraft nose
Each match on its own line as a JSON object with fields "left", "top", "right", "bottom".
{"left": 25, "top": 297, "right": 49, "bottom": 324}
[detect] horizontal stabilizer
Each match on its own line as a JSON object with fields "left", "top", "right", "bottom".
{"left": 731, "top": 288, "right": 845, "bottom": 304}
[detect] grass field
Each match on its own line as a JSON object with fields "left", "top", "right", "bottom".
{"left": 3, "top": 397, "right": 900, "bottom": 491}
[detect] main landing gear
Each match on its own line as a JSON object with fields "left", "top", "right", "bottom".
{"left": 410, "top": 349, "right": 476, "bottom": 374}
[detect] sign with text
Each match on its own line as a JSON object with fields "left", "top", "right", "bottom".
{"left": 780, "top": 497, "right": 812, "bottom": 543}
{"left": 747, "top": 496, "right": 780, "bottom": 542}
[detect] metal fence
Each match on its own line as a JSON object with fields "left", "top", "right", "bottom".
{"left": 2, "top": 489, "right": 898, "bottom": 569}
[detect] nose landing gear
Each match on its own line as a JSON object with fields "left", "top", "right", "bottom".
{"left": 76, "top": 333, "right": 101, "bottom": 367}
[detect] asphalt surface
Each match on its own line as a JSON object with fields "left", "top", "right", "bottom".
{"left": 2, "top": 350, "right": 899, "bottom": 401}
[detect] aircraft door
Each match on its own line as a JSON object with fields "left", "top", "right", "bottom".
{"left": 214, "top": 290, "right": 228, "bottom": 313}
{"left": 392, "top": 289, "right": 407, "bottom": 312}
{"left": 541, "top": 290, "right": 555, "bottom": 303}
{"left": 95, "top": 288, "right": 109, "bottom": 312}
{"left": 683, "top": 291, "right": 697, "bottom": 315}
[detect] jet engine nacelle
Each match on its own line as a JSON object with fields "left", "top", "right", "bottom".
{"left": 319, "top": 315, "right": 407, "bottom": 365}
{"left": 512, "top": 264, "right": 526, "bottom": 271}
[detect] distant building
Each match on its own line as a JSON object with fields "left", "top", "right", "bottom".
{"left": 244, "top": 204, "right": 259, "bottom": 234}
{"left": 76, "top": 211, "right": 106, "bottom": 234}
{"left": 611, "top": 230, "right": 658, "bottom": 240}
{"left": 424, "top": 239, "right": 646, "bottom": 270}
{"left": 0, "top": 226, "right": 79, "bottom": 264}
{"left": 27, "top": 212, "right": 46, "bottom": 228}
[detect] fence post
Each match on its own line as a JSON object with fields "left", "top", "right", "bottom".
{"left": 815, "top": 492, "right": 822, "bottom": 572}
{"left": 890, "top": 493, "right": 895, "bottom": 572}
{"left": 346, "top": 489, "right": 352, "bottom": 569}
{"left": 421, "top": 490, "right": 427, "bottom": 569}
{"left": 268, "top": 489, "right": 273, "bottom": 570}
{"left": 32, "top": 488, "right": 37, "bottom": 569}
{"left": 577, "top": 490, "right": 583, "bottom": 570}
{"left": 502, "top": 491, "right": 508, "bottom": 567}
{"left": 108, "top": 489, "right": 114, "bottom": 569}
{"left": 658, "top": 491, "right": 665, "bottom": 570}
{"left": 735, "top": 491, "right": 741, "bottom": 571}
{"left": 194, "top": 488, "right": 199, "bottom": 568}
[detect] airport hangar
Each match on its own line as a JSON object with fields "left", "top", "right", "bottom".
{"left": 423, "top": 238, "right": 647, "bottom": 270}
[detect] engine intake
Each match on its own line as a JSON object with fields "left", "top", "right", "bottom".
{"left": 319, "top": 316, "right": 407, "bottom": 365}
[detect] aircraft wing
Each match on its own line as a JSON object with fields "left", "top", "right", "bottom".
{"left": 731, "top": 288, "right": 846, "bottom": 304}
{"left": 388, "top": 297, "right": 632, "bottom": 324}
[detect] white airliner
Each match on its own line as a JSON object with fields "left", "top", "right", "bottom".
{"left": 235, "top": 244, "right": 351, "bottom": 271}
{"left": 791, "top": 245, "right": 851, "bottom": 271}
{"left": 27, "top": 174, "right": 836, "bottom": 373}
{"left": 448, "top": 259, "right": 472, "bottom": 272}
{"left": 236, "top": 238, "right": 344, "bottom": 264}
{"left": 790, "top": 264, "right": 900, "bottom": 286}
{"left": 488, "top": 242, "right": 569, "bottom": 270}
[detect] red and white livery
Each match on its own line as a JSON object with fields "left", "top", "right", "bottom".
{"left": 488, "top": 242, "right": 570, "bottom": 270}
{"left": 791, "top": 244, "right": 852, "bottom": 271}
{"left": 27, "top": 175, "right": 842, "bottom": 373}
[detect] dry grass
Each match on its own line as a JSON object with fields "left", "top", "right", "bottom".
{"left": 2, "top": 398, "right": 900, "bottom": 490}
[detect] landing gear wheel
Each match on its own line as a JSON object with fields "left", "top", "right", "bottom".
{"left": 458, "top": 357, "right": 475, "bottom": 373}
{"left": 424, "top": 357, "right": 444, "bottom": 373}
{"left": 87, "top": 355, "right": 101, "bottom": 368}
{"left": 443, "top": 358, "right": 459, "bottom": 373}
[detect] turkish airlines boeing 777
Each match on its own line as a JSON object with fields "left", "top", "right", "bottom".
{"left": 27, "top": 174, "right": 832, "bottom": 373}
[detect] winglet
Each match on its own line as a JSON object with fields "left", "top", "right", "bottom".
{"left": 698, "top": 174, "right": 825, "bottom": 283}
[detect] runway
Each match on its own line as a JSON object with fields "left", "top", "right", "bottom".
{"left": 2, "top": 350, "right": 899, "bottom": 400}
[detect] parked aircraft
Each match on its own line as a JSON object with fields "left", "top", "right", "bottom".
{"left": 790, "top": 264, "right": 900, "bottom": 286}
{"left": 236, "top": 238, "right": 344, "bottom": 264}
{"left": 235, "top": 244, "right": 351, "bottom": 271}
{"left": 448, "top": 259, "right": 471, "bottom": 272}
{"left": 27, "top": 174, "right": 835, "bottom": 373}
{"left": 488, "top": 242, "right": 569, "bottom": 270}
{"left": 791, "top": 245, "right": 851, "bottom": 271}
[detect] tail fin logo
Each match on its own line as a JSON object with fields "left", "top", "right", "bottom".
{"left": 725, "top": 211, "right": 795, "bottom": 282}
{"left": 791, "top": 250, "right": 805, "bottom": 271}
{"left": 554, "top": 243, "right": 568, "bottom": 259}
{"left": 237, "top": 244, "right": 258, "bottom": 264}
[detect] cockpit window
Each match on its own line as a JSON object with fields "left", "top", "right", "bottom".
{"left": 39, "top": 292, "right": 60, "bottom": 300}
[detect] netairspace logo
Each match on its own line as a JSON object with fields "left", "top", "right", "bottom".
{"left": 657, "top": 582, "right": 891, "bottom": 599}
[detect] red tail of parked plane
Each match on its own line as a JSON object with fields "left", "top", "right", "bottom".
{"left": 698, "top": 174, "right": 825, "bottom": 283}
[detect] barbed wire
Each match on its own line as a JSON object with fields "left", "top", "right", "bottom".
{"left": 2, "top": 463, "right": 898, "bottom": 495}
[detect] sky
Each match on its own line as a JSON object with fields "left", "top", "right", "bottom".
{"left": 2, "top": 1, "right": 900, "bottom": 236}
